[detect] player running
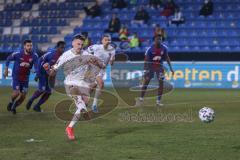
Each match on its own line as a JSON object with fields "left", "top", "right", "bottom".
{"left": 4, "top": 40, "right": 38, "bottom": 114}
{"left": 135, "top": 35, "right": 174, "bottom": 107}
{"left": 26, "top": 41, "right": 66, "bottom": 112}
{"left": 86, "top": 34, "right": 115, "bottom": 113}
{"left": 49, "top": 34, "right": 105, "bottom": 140}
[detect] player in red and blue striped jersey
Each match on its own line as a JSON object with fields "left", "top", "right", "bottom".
{"left": 4, "top": 40, "right": 38, "bottom": 114}
{"left": 26, "top": 41, "right": 65, "bottom": 112}
{"left": 135, "top": 35, "right": 174, "bottom": 107}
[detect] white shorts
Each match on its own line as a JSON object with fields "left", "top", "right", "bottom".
{"left": 64, "top": 80, "right": 91, "bottom": 97}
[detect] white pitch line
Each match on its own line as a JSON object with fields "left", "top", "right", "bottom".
{"left": 0, "top": 99, "right": 239, "bottom": 117}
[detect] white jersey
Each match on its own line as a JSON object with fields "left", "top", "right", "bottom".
{"left": 53, "top": 49, "right": 99, "bottom": 86}
{"left": 87, "top": 44, "right": 115, "bottom": 65}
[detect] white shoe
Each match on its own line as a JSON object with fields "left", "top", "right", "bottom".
{"left": 156, "top": 102, "right": 164, "bottom": 107}
{"left": 134, "top": 98, "right": 143, "bottom": 107}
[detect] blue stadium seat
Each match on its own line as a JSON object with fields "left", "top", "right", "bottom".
{"left": 31, "top": 35, "right": 39, "bottom": 42}
{"left": 40, "top": 27, "right": 48, "bottom": 34}
{"left": 12, "top": 35, "right": 21, "bottom": 43}
{"left": 49, "top": 27, "right": 57, "bottom": 34}
{"left": 39, "top": 35, "right": 48, "bottom": 43}
{"left": 22, "top": 35, "right": 30, "bottom": 41}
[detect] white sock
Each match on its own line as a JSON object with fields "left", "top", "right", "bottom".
{"left": 139, "top": 97, "right": 144, "bottom": 101}
{"left": 68, "top": 108, "right": 81, "bottom": 128}
{"left": 68, "top": 96, "right": 86, "bottom": 128}
{"left": 93, "top": 88, "right": 101, "bottom": 106}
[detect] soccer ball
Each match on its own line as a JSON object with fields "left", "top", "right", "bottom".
{"left": 198, "top": 107, "right": 215, "bottom": 123}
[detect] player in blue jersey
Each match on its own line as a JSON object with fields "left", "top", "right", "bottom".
{"left": 135, "top": 35, "right": 174, "bottom": 107}
{"left": 4, "top": 40, "right": 38, "bottom": 114}
{"left": 26, "top": 41, "right": 66, "bottom": 112}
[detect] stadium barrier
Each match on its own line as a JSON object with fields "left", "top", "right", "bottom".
{"left": 0, "top": 61, "right": 239, "bottom": 89}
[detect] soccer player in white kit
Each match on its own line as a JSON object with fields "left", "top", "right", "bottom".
{"left": 86, "top": 34, "right": 115, "bottom": 113}
{"left": 50, "top": 35, "right": 105, "bottom": 140}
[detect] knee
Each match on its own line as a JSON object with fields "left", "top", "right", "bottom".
{"left": 20, "top": 93, "right": 26, "bottom": 99}
{"left": 13, "top": 91, "right": 20, "bottom": 97}
{"left": 98, "top": 81, "right": 104, "bottom": 89}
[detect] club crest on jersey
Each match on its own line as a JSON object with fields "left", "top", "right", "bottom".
{"left": 20, "top": 62, "right": 30, "bottom": 67}
{"left": 153, "top": 56, "right": 161, "bottom": 61}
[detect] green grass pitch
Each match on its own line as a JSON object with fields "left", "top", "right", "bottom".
{"left": 0, "top": 87, "right": 240, "bottom": 160}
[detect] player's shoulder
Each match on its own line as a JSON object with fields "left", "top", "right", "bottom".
{"left": 107, "top": 44, "right": 115, "bottom": 51}
{"left": 90, "top": 44, "right": 101, "bottom": 49}
{"left": 145, "top": 46, "right": 153, "bottom": 54}
{"left": 32, "top": 52, "right": 39, "bottom": 58}
{"left": 161, "top": 43, "right": 168, "bottom": 50}
{"left": 11, "top": 51, "right": 21, "bottom": 56}
{"left": 82, "top": 50, "right": 91, "bottom": 56}
{"left": 87, "top": 44, "right": 100, "bottom": 53}
{"left": 62, "top": 49, "right": 72, "bottom": 55}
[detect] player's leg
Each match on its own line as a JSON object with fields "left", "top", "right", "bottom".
{"left": 26, "top": 76, "right": 46, "bottom": 110}
{"left": 65, "top": 85, "right": 89, "bottom": 140}
{"left": 7, "top": 80, "right": 21, "bottom": 111}
{"left": 33, "top": 77, "right": 52, "bottom": 112}
{"left": 140, "top": 77, "right": 151, "bottom": 100}
{"left": 11, "top": 81, "right": 28, "bottom": 114}
{"left": 156, "top": 71, "right": 165, "bottom": 106}
{"left": 92, "top": 74, "right": 104, "bottom": 113}
{"left": 7, "top": 90, "right": 20, "bottom": 111}
{"left": 135, "top": 71, "right": 152, "bottom": 106}
{"left": 33, "top": 91, "right": 51, "bottom": 112}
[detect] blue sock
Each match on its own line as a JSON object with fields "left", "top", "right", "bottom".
{"left": 36, "top": 92, "right": 51, "bottom": 107}
{"left": 30, "top": 90, "right": 43, "bottom": 102}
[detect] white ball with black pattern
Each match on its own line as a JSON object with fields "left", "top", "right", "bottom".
{"left": 199, "top": 107, "right": 215, "bottom": 123}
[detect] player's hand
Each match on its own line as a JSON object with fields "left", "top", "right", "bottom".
{"left": 88, "top": 57, "right": 97, "bottom": 64}
{"left": 143, "top": 70, "right": 149, "bottom": 74}
{"left": 34, "top": 75, "right": 39, "bottom": 82}
{"left": 89, "top": 58, "right": 106, "bottom": 69}
{"left": 171, "top": 69, "right": 174, "bottom": 76}
{"left": 49, "top": 69, "right": 56, "bottom": 77}
{"left": 3, "top": 68, "right": 8, "bottom": 79}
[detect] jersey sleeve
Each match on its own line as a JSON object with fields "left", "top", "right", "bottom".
{"left": 5, "top": 52, "right": 18, "bottom": 67}
{"left": 32, "top": 53, "right": 39, "bottom": 73}
{"left": 110, "top": 48, "right": 116, "bottom": 61}
{"left": 144, "top": 47, "right": 151, "bottom": 61}
{"left": 162, "top": 44, "right": 169, "bottom": 60}
{"left": 53, "top": 52, "right": 67, "bottom": 70}
{"left": 41, "top": 52, "right": 50, "bottom": 65}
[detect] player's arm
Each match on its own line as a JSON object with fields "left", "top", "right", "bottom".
{"left": 33, "top": 54, "right": 40, "bottom": 81}
{"left": 41, "top": 53, "right": 52, "bottom": 73}
{"left": 49, "top": 53, "right": 66, "bottom": 76}
{"left": 4, "top": 52, "right": 18, "bottom": 78}
{"left": 143, "top": 47, "right": 151, "bottom": 72}
{"left": 164, "top": 49, "right": 174, "bottom": 75}
{"left": 89, "top": 56, "right": 106, "bottom": 69}
{"left": 109, "top": 49, "right": 116, "bottom": 66}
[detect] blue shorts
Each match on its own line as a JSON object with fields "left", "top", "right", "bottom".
{"left": 144, "top": 70, "right": 165, "bottom": 80}
{"left": 38, "top": 76, "right": 51, "bottom": 93}
{"left": 12, "top": 80, "right": 29, "bottom": 93}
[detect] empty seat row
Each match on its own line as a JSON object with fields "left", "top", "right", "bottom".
{"left": 31, "top": 27, "right": 58, "bottom": 34}
{"left": 0, "top": 35, "right": 49, "bottom": 43}
{"left": 21, "top": 18, "right": 67, "bottom": 26}
{"left": 39, "top": 2, "right": 84, "bottom": 10}
{"left": 39, "top": 10, "right": 77, "bottom": 18}
{"left": 4, "top": 3, "right": 32, "bottom": 11}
